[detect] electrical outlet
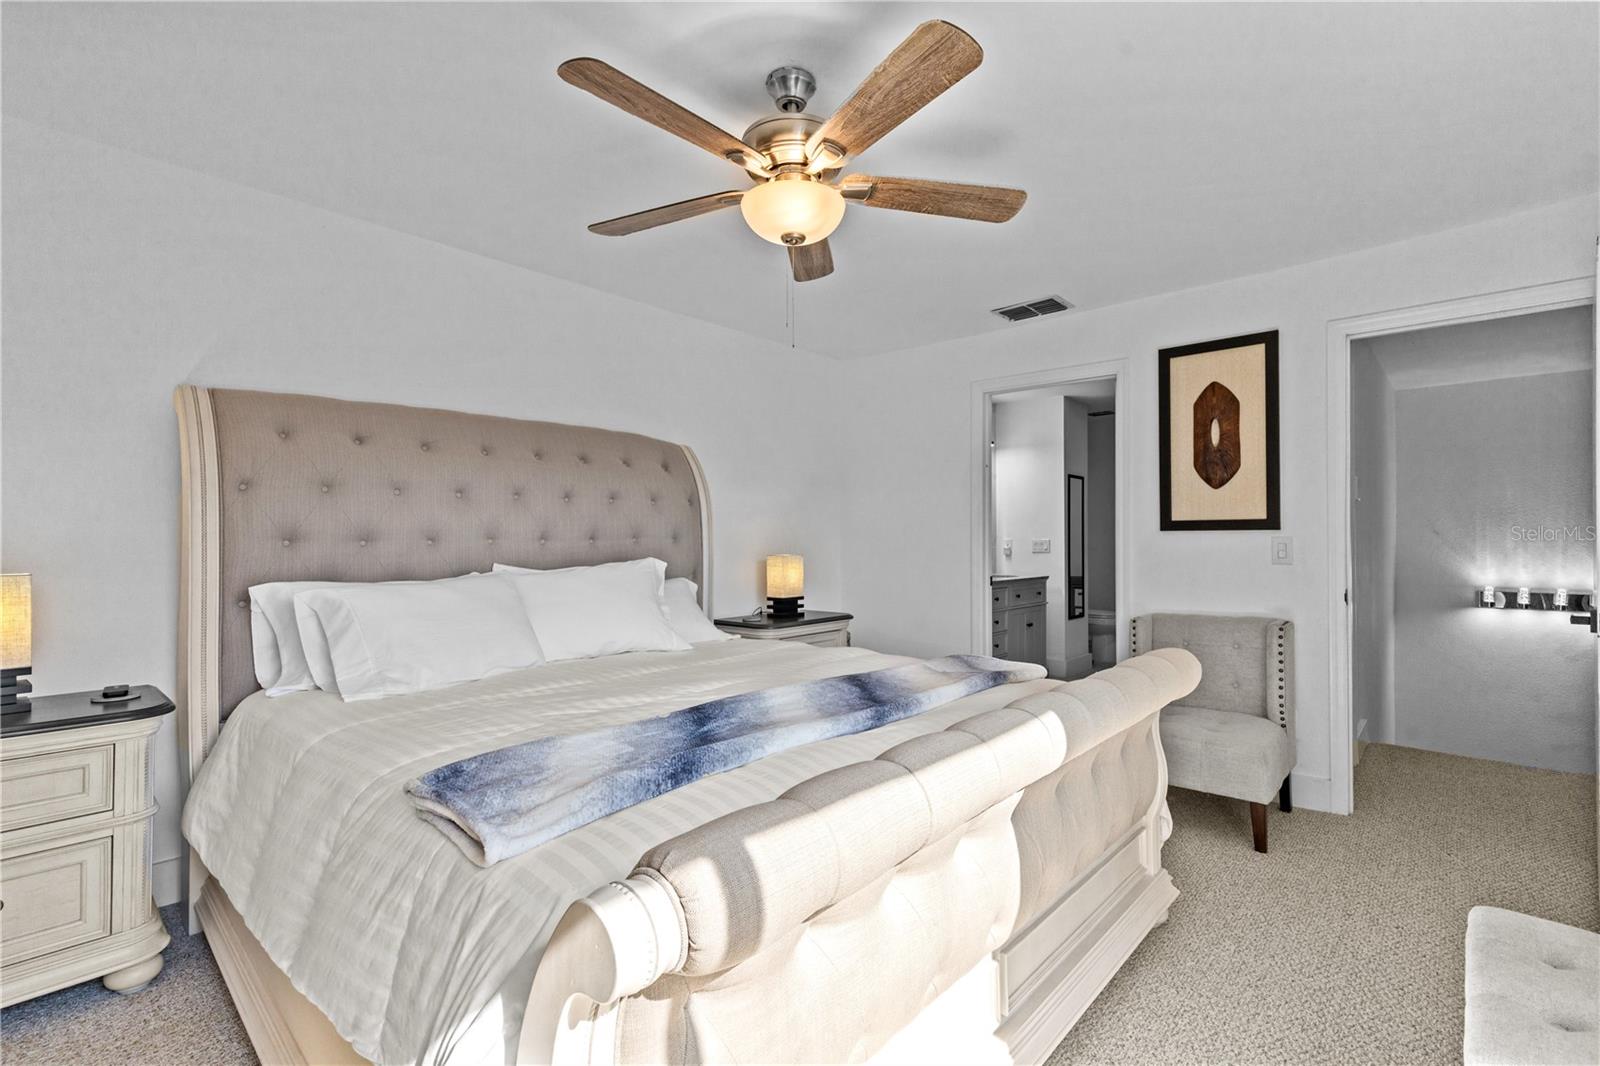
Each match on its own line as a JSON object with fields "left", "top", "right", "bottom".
{"left": 1031, "top": 539, "right": 1051, "bottom": 553}
{"left": 1271, "top": 536, "right": 1294, "bottom": 566}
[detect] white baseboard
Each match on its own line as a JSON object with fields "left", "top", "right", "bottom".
{"left": 154, "top": 855, "right": 184, "bottom": 908}
{"left": 1288, "top": 771, "right": 1333, "bottom": 813}
{"left": 1062, "top": 652, "right": 1094, "bottom": 680}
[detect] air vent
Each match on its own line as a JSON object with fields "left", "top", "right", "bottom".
{"left": 991, "top": 295, "right": 1074, "bottom": 322}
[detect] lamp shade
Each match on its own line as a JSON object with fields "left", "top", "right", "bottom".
{"left": 765, "top": 555, "right": 804, "bottom": 599}
{"left": 740, "top": 177, "right": 845, "bottom": 247}
{"left": 2, "top": 574, "right": 31, "bottom": 670}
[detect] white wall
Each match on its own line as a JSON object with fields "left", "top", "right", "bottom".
{"left": 1, "top": 120, "right": 850, "bottom": 903}
{"left": 1086, "top": 414, "right": 1117, "bottom": 613}
{"left": 992, "top": 395, "right": 1067, "bottom": 676}
{"left": 1390, "top": 367, "right": 1596, "bottom": 773}
{"left": 840, "top": 194, "right": 1598, "bottom": 812}
{"left": 1349, "top": 343, "right": 1398, "bottom": 748}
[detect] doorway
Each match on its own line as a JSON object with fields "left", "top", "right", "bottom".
{"left": 1349, "top": 307, "right": 1596, "bottom": 774}
{"left": 972, "top": 362, "right": 1127, "bottom": 679}
{"left": 1331, "top": 278, "right": 1598, "bottom": 813}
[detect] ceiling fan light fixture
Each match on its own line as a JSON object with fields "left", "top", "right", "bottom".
{"left": 739, "top": 174, "right": 845, "bottom": 247}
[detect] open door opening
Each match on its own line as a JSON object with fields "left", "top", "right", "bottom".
{"left": 1347, "top": 305, "right": 1597, "bottom": 786}
{"left": 982, "top": 374, "right": 1121, "bottom": 680}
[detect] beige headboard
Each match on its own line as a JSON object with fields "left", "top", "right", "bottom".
{"left": 174, "top": 384, "right": 711, "bottom": 770}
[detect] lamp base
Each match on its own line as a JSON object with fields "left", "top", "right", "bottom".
{"left": 1, "top": 668, "right": 31, "bottom": 713}
{"left": 767, "top": 596, "right": 803, "bottom": 619}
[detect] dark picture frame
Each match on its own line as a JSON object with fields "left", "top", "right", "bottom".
{"left": 1158, "top": 330, "right": 1281, "bottom": 531}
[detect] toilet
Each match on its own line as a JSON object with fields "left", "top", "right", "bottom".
{"left": 1088, "top": 609, "right": 1117, "bottom": 669}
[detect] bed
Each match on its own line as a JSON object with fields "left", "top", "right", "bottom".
{"left": 174, "top": 385, "right": 1199, "bottom": 1065}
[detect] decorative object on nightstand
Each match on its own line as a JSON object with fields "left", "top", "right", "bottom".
{"left": 716, "top": 610, "right": 852, "bottom": 648}
{"left": 0, "top": 685, "right": 174, "bottom": 1005}
{"left": 764, "top": 554, "right": 805, "bottom": 617}
{"left": 1, "top": 574, "right": 31, "bottom": 713}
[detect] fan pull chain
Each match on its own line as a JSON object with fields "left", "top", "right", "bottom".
{"left": 786, "top": 264, "right": 796, "bottom": 349}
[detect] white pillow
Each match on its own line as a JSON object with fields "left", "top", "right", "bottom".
{"left": 293, "top": 574, "right": 544, "bottom": 702}
{"left": 497, "top": 558, "right": 691, "bottom": 661}
{"left": 252, "top": 580, "right": 366, "bottom": 696}
{"left": 493, "top": 564, "right": 729, "bottom": 647}
{"left": 249, "top": 602, "right": 285, "bottom": 690}
{"left": 663, "top": 578, "right": 733, "bottom": 643}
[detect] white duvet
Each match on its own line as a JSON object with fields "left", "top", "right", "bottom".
{"left": 183, "top": 639, "right": 1058, "bottom": 1065}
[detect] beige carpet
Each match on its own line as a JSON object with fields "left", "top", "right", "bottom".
{"left": 3, "top": 744, "right": 1595, "bottom": 1065}
{"left": 1050, "top": 744, "right": 1599, "bottom": 1065}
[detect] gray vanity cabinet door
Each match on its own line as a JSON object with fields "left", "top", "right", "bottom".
{"left": 1016, "top": 605, "right": 1046, "bottom": 667}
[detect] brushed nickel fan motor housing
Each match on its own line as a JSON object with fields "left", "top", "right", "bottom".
{"left": 742, "top": 113, "right": 823, "bottom": 169}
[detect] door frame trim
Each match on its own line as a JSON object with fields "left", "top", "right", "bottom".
{"left": 1325, "top": 276, "right": 1596, "bottom": 814}
{"left": 970, "top": 360, "right": 1128, "bottom": 673}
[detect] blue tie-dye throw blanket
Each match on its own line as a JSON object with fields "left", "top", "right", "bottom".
{"left": 407, "top": 654, "right": 1046, "bottom": 866}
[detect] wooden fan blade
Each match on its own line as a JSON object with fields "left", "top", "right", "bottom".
{"left": 588, "top": 190, "right": 745, "bottom": 236}
{"left": 559, "top": 58, "right": 764, "bottom": 170}
{"left": 839, "top": 175, "right": 1026, "bottom": 223}
{"left": 789, "top": 240, "right": 834, "bottom": 282}
{"left": 806, "top": 21, "right": 982, "bottom": 161}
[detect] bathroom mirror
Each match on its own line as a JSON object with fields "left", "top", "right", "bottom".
{"left": 1067, "top": 474, "right": 1085, "bottom": 619}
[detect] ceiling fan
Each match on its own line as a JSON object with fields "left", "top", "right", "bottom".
{"left": 558, "top": 20, "right": 1026, "bottom": 283}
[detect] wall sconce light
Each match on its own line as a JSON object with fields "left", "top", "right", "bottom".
{"left": 1475, "top": 585, "right": 1593, "bottom": 612}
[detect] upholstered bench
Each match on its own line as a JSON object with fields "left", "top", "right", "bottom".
{"left": 1464, "top": 906, "right": 1600, "bottom": 1065}
{"left": 1129, "top": 613, "right": 1295, "bottom": 852}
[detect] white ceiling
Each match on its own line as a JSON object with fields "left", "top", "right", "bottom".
{"left": 4, "top": 3, "right": 1595, "bottom": 358}
{"left": 1362, "top": 305, "right": 1595, "bottom": 391}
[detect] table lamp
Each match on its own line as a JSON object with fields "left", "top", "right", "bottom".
{"left": 2, "top": 573, "right": 32, "bottom": 713}
{"left": 765, "top": 555, "right": 804, "bottom": 618}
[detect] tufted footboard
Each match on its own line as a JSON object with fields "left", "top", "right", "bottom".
{"left": 520, "top": 649, "right": 1201, "bottom": 1065}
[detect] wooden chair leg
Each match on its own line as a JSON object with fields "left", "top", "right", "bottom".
{"left": 1279, "top": 776, "right": 1292, "bottom": 813}
{"left": 1249, "top": 802, "right": 1268, "bottom": 853}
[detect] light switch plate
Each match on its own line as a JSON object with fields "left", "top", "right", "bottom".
{"left": 1002, "top": 539, "right": 1013, "bottom": 558}
{"left": 1031, "top": 539, "right": 1051, "bottom": 553}
{"left": 1271, "top": 536, "right": 1294, "bottom": 566}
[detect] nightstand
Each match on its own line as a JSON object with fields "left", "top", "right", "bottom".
{"left": 714, "top": 610, "right": 853, "bottom": 648}
{"left": 0, "top": 686, "right": 174, "bottom": 1006}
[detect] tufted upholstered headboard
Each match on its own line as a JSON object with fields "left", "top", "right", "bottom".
{"left": 174, "top": 384, "right": 711, "bottom": 778}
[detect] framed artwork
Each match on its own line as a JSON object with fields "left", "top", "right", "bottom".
{"left": 1158, "top": 330, "right": 1280, "bottom": 530}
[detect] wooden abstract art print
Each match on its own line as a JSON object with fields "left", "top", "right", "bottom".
{"left": 1158, "top": 330, "right": 1280, "bottom": 530}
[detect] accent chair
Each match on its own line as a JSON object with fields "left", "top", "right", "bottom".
{"left": 1129, "top": 613, "right": 1294, "bottom": 852}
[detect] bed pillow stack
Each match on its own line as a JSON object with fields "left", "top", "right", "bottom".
{"left": 294, "top": 574, "right": 545, "bottom": 701}
{"left": 492, "top": 559, "right": 693, "bottom": 660}
{"left": 248, "top": 557, "right": 726, "bottom": 703}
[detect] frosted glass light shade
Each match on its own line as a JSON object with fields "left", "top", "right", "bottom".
{"left": 2, "top": 574, "right": 31, "bottom": 670}
{"left": 765, "top": 555, "right": 805, "bottom": 598}
{"left": 740, "top": 178, "right": 845, "bottom": 246}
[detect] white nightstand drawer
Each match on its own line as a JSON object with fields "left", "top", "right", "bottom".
{"left": 1, "top": 745, "right": 115, "bottom": 832}
{"left": 787, "top": 629, "right": 850, "bottom": 648}
{"left": 1, "top": 836, "right": 113, "bottom": 964}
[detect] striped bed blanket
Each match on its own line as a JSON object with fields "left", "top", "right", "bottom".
{"left": 407, "top": 653, "right": 1045, "bottom": 865}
